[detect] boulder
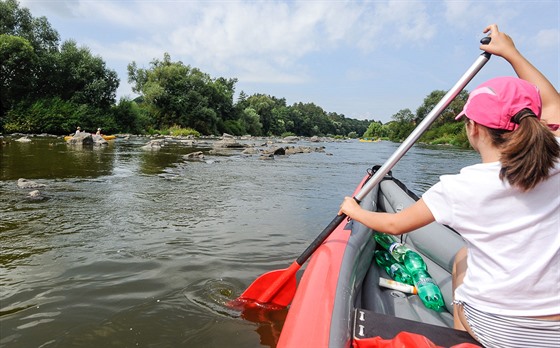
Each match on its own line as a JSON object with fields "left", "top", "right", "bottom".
{"left": 17, "top": 178, "right": 46, "bottom": 189}
{"left": 92, "top": 134, "right": 108, "bottom": 145}
{"left": 67, "top": 132, "right": 93, "bottom": 145}
{"left": 141, "top": 139, "right": 164, "bottom": 150}
{"left": 283, "top": 136, "right": 299, "bottom": 143}
{"left": 15, "top": 136, "right": 32, "bottom": 143}
{"left": 183, "top": 151, "right": 205, "bottom": 161}
{"left": 242, "top": 148, "right": 260, "bottom": 155}
{"left": 213, "top": 139, "right": 246, "bottom": 149}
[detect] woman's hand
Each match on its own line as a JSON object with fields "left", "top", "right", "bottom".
{"left": 338, "top": 196, "right": 361, "bottom": 218}
{"left": 480, "top": 24, "right": 518, "bottom": 59}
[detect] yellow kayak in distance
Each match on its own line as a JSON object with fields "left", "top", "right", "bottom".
{"left": 64, "top": 134, "right": 116, "bottom": 141}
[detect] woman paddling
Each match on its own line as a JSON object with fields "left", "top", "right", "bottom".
{"left": 339, "top": 29, "right": 560, "bottom": 347}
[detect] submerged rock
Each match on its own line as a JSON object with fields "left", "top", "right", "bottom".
{"left": 141, "top": 139, "right": 164, "bottom": 150}
{"left": 17, "top": 178, "right": 46, "bottom": 189}
{"left": 183, "top": 151, "right": 205, "bottom": 161}
{"left": 15, "top": 136, "right": 32, "bottom": 143}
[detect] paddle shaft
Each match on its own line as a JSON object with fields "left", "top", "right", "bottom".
{"left": 296, "top": 50, "right": 491, "bottom": 266}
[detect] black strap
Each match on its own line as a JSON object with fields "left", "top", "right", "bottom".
{"left": 511, "top": 108, "right": 537, "bottom": 124}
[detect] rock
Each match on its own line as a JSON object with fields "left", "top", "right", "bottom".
{"left": 141, "top": 139, "right": 164, "bottom": 150}
{"left": 15, "top": 136, "right": 31, "bottom": 143}
{"left": 221, "top": 133, "right": 235, "bottom": 139}
{"left": 92, "top": 134, "right": 108, "bottom": 145}
{"left": 310, "top": 136, "right": 320, "bottom": 142}
{"left": 17, "top": 178, "right": 46, "bottom": 189}
{"left": 242, "top": 148, "right": 260, "bottom": 155}
{"left": 67, "top": 132, "right": 93, "bottom": 145}
{"left": 259, "top": 154, "right": 275, "bottom": 160}
{"left": 213, "top": 139, "right": 246, "bottom": 149}
{"left": 183, "top": 151, "right": 205, "bottom": 160}
{"left": 28, "top": 190, "right": 41, "bottom": 198}
{"left": 283, "top": 136, "right": 299, "bottom": 143}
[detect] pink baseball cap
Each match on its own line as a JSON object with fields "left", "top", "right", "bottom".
{"left": 455, "top": 76, "right": 541, "bottom": 131}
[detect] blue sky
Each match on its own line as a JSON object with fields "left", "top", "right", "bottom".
{"left": 19, "top": 0, "right": 559, "bottom": 123}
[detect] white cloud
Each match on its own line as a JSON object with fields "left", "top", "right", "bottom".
{"left": 535, "top": 28, "right": 559, "bottom": 50}
{"left": 21, "top": 0, "right": 443, "bottom": 85}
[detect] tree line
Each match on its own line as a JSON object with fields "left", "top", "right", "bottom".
{"left": 364, "top": 90, "right": 471, "bottom": 148}
{"left": 1, "top": 0, "right": 470, "bottom": 146}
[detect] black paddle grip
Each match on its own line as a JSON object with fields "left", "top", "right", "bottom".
{"left": 296, "top": 213, "right": 347, "bottom": 265}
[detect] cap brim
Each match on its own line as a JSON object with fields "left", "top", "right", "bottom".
{"left": 455, "top": 110, "right": 466, "bottom": 121}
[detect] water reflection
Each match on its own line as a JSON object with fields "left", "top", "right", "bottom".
{"left": 1, "top": 136, "right": 115, "bottom": 180}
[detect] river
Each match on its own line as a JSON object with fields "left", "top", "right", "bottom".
{"left": 0, "top": 135, "right": 479, "bottom": 347}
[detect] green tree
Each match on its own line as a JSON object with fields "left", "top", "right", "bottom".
{"left": 1, "top": 0, "right": 119, "bottom": 133}
{"left": 0, "top": 34, "right": 36, "bottom": 117}
{"left": 53, "top": 40, "right": 119, "bottom": 109}
{"left": 0, "top": 0, "right": 59, "bottom": 53}
{"left": 242, "top": 94, "right": 285, "bottom": 135}
{"left": 111, "top": 98, "right": 148, "bottom": 134}
{"left": 363, "top": 121, "right": 386, "bottom": 139}
{"left": 128, "top": 53, "right": 237, "bottom": 134}
{"left": 415, "top": 90, "right": 469, "bottom": 125}
{"left": 387, "top": 108, "right": 416, "bottom": 141}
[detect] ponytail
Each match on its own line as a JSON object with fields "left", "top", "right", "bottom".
{"left": 488, "top": 108, "right": 560, "bottom": 191}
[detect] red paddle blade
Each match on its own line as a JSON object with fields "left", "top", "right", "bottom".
{"left": 235, "top": 261, "right": 300, "bottom": 308}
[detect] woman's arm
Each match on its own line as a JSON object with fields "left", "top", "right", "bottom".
{"left": 338, "top": 197, "right": 435, "bottom": 235}
{"left": 481, "top": 24, "right": 560, "bottom": 130}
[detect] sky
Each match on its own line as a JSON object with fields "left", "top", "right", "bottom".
{"left": 18, "top": 0, "right": 560, "bottom": 123}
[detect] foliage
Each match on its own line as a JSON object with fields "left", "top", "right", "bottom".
{"left": 4, "top": 98, "right": 84, "bottom": 134}
{"left": 415, "top": 90, "right": 469, "bottom": 125}
{"left": 110, "top": 98, "right": 147, "bottom": 134}
{"left": 168, "top": 125, "right": 201, "bottom": 137}
{"left": 127, "top": 53, "right": 236, "bottom": 135}
{"left": 1, "top": 0, "right": 119, "bottom": 133}
{"left": 0, "top": 34, "right": 37, "bottom": 115}
{"left": 362, "top": 96, "right": 471, "bottom": 148}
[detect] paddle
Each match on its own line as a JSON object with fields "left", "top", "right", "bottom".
{"left": 236, "top": 39, "right": 492, "bottom": 309}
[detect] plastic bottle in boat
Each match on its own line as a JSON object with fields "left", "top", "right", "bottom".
{"left": 374, "top": 233, "right": 408, "bottom": 262}
{"left": 374, "top": 233, "right": 445, "bottom": 311}
{"left": 403, "top": 251, "right": 445, "bottom": 311}
{"left": 374, "top": 250, "right": 413, "bottom": 285}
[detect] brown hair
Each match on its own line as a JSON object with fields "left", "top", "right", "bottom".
{"left": 486, "top": 108, "right": 560, "bottom": 191}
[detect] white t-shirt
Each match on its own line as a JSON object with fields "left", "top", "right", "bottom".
{"left": 423, "top": 149, "right": 560, "bottom": 316}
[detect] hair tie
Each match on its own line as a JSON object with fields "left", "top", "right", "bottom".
{"left": 511, "top": 108, "right": 537, "bottom": 125}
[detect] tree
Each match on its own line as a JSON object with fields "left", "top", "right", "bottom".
{"left": 128, "top": 53, "right": 237, "bottom": 134}
{"left": 415, "top": 90, "right": 469, "bottom": 125}
{"left": 1, "top": 0, "right": 119, "bottom": 133}
{"left": 363, "top": 121, "right": 386, "bottom": 139}
{"left": 0, "top": 0, "right": 59, "bottom": 53}
{"left": 387, "top": 108, "right": 416, "bottom": 141}
{"left": 0, "top": 34, "right": 36, "bottom": 117}
{"left": 239, "top": 107, "right": 262, "bottom": 135}
{"left": 53, "top": 40, "right": 119, "bottom": 108}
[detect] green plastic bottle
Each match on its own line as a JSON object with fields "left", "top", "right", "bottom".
{"left": 374, "top": 250, "right": 413, "bottom": 285}
{"left": 374, "top": 233, "right": 445, "bottom": 311}
{"left": 403, "top": 252, "right": 445, "bottom": 311}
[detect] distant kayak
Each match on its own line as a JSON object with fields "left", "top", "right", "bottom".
{"left": 64, "top": 134, "right": 116, "bottom": 141}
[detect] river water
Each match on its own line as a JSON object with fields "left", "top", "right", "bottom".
{"left": 0, "top": 135, "right": 479, "bottom": 347}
